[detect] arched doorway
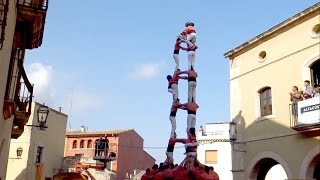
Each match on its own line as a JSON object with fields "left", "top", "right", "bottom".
{"left": 305, "top": 153, "right": 320, "bottom": 179}
{"left": 250, "top": 158, "right": 288, "bottom": 180}
{"left": 310, "top": 59, "right": 320, "bottom": 87}
{"left": 313, "top": 159, "right": 320, "bottom": 180}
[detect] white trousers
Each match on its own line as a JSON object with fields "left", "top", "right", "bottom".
{"left": 169, "top": 116, "right": 176, "bottom": 138}
{"left": 187, "top": 114, "right": 196, "bottom": 132}
{"left": 188, "top": 81, "right": 197, "bottom": 103}
{"left": 186, "top": 33, "right": 196, "bottom": 45}
{"left": 187, "top": 51, "right": 196, "bottom": 70}
{"left": 173, "top": 54, "right": 179, "bottom": 71}
{"left": 171, "top": 84, "right": 179, "bottom": 101}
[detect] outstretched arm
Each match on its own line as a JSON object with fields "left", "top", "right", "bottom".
{"left": 179, "top": 156, "right": 187, "bottom": 167}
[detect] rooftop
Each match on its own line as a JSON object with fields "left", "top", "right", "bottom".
{"left": 66, "top": 128, "right": 133, "bottom": 137}
{"left": 224, "top": 2, "right": 320, "bottom": 58}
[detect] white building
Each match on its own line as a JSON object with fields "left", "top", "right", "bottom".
{"left": 197, "top": 122, "right": 233, "bottom": 180}
{"left": 6, "top": 102, "right": 68, "bottom": 180}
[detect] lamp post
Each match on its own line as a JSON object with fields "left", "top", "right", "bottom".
{"left": 26, "top": 103, "right": 49, "bottom": 129}
{"left": 16, "top": 146, "right": 23, "bottom": 159}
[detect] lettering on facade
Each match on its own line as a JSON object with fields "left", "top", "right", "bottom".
{"left": 300, "top": 103, "right": 320, "bottom": 114}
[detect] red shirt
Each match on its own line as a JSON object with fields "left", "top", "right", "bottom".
{"left": 174, "top": 41, "right": 181, "bottom": 51}
{"left": 210, "top": 171, "right": 220, "bottom": 180}
{"left": 170, "top": 102, "right": 180, "bottom": 112}
{"left": 173, "top": 166, "right": 190, "bottom": 180}
{"left": 182, "top": 26, "right": 196, "bottom": 35}
{"left": 187, "top": 71, "right": 198, "bottom": 78}
{"left": 169, "top": 71, "right": 182, "bottom": 85}
{"left": 153, "top": 171, "right": 165, "bottom": 180}
{"left": 141, "top": 173, "right": 152, "bottom": 180}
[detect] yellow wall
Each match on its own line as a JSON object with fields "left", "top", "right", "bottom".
{"left": 6, "top": 102, "right": 68, "bottom": 180}
{"left": 0, "top": 0, "right": 17, "bottom": 179}
{"left": 229, "top": 9, "right": 320, "bottom": 180}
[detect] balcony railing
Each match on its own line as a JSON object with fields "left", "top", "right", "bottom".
{"left": 92, "top": 142, "right": 117, "bottom": 162}
{"left": 3, "top": 48, "right": 24, "bottom": 120}
{"left": 289, "top": 96, "right": 320, "bottom": 131}
{"left": 11, "top": 60, "right": 34, "bottom": 139}
{"left": 17, "top": 0, "right": 48, "bottom": 11}
{"left": 16, "top": 0, "right": 48, "bottom": 49}
{"left": 0, "top": 0, "right": 9, "bottom": 49}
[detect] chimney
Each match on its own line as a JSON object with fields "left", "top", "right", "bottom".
{"left": 59, "top": 107, "right": 62, "bottom": 112}
{"left": 80, "top": 126, "right": 86, "bottom": 132}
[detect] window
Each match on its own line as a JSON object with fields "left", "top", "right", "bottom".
{"left": 310, "top": 59, "right": 320, "bottom": 87}
{"left": 205, "top": 150, "right": 217, "bottom": 164}
{"left": 87, "top": 139, "right": 93, "bottom": 148}
{"left": 80, "top": 140, "right": 84, "bottom": 149}
{"left": 259, "top": 87, "right": 272, "bottom": 116}
{"left": 72, "top": 140, "right": 77, "bottom": 149}
{"left": 36, "top": 146, "right": 43, "bottom": 163}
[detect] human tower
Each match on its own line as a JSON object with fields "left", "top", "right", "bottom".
{"left": 165, "top": 22, "right": 199, "bottom": 167}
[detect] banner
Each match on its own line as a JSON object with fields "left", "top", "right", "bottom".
{"left": 36, "top": 163, "right": 43, "bottom": 180}
{"left": 297, "top": 96, "right": 320, "bottom": 125}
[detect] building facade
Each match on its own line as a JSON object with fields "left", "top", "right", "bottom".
{"left": 64, "top": 128, "right": 155, "bottom": 180}
{"left": 0, "top": 0, "right": 48, "bottom": 179}
{"left": 6, "top": 102, "right": 68, "bottom": 180}
{"left": 224, "top": 3, "right": 320, "bottom": 180}
{"left": 197, "top": 122, "right": 233, "bottom": 180}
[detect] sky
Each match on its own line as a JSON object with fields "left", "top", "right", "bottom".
{"left": 25, "top": 1, "right": 319, "bottom": 164}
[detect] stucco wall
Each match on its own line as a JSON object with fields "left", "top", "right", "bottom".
{"left": 6, "top": 102, "right": 68, "bottom": 180}
{"left": 0, "top": 0, "right": 17, "bottom": 179}
{"left": 229, "top": 9, "right": 320, "bottom": 180}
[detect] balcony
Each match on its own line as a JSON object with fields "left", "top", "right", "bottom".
{"left": 290, "top": 96, "right": 320, "bottom": 133}
{"left": 92, "top": 142, "right": 117, "bottom": 162}
{"left": 0, "top": 0, "right": 9, "bottom": 49}
{"left": 3, "top": 48, "right": 33, "bottom": 138}
{"left": 15, "top": 0, "right": 48, "bottom": 49}
{"left": 11, "top": 63, "right": 34, "bottom": 139}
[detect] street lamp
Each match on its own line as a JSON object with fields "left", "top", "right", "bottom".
{"left": 37, "top": 103, "right": 49, "bottom": 128}
{"left": 16, "top": 146, "right": 23, "bottom": 159}
{"left": 229, "top": 121, "right": 237, "bottom": 141}
{"left": 25, "top": 103, "right": 49, "bottom": 129}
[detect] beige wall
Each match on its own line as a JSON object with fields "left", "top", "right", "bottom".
{"left": 229, "top": 9, "right": 320, "bottom": 180}
{"left": 0, "top": 0, "right": 17, "bottom": 179}
{"left": 117, "top": 130, "right": 155, "bottom": 180}
{"left": 6, "top": 102, "right": 68, "bottom": 180}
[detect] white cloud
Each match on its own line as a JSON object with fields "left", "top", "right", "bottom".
{"left": 68, "top": 90, "right": 105, "bottom": 113}
{"left": 130, "top": 62, "right": 163, "bottom": 80}
{"left": 26, "top": 63, "right": 55, "bottom": 104}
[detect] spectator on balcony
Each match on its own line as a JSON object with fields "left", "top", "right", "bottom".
{"left": 313, "top": 87, "right": 320, "bottom": 97}
{"left": 290, "top": 86, "right": 303, "bottom": 124}
{"left": 303, "top": 80, "right": 314, "bottom": 99}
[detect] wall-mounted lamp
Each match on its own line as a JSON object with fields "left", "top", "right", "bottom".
{"left": 16, "top": 146, "right": 23, "bottom": 159}
{"left": 26, "top": 103, "right": 49, "bottom": 129}
{"left": 229, "top": 121, "right": 246, "bottom": 152}
{"left": 229, "top": 121, "right": 237, "bottom": 141}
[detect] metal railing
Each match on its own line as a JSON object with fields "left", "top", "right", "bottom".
{"left": 4, "top": 48, "right": 33, "bottom": 114}
{"left": 0, "top": 0, "right": 9, "bottom": 49}
{"left": 17, "top": 0, "right": 48, "bottom": 11}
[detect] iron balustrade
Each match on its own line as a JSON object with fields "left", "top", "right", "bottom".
{"left": 0, "top": 0, "right": 8, "bottom": 49}
{"left": 16, "top": 0, "right": 48, "bottom": 10}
